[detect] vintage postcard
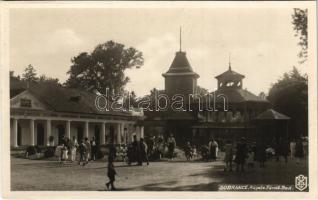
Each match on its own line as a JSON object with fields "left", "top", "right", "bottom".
{"left": 0, "top": 1, "right": 317, "bottom": 199}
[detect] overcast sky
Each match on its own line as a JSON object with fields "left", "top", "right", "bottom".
{"left": 10, "top": 7, "right": 306, "bottom": 96}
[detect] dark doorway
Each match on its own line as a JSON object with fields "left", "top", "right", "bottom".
{"left": 17, "top": 124, "right": 22, "bottom": 146}
{"left": 94, "top": 125, "right": 100, "bottom": 145}
{"left": 109, "top": 126, "right": 115, "bottom": 144}
{"left": 37, "top": 123, "right": 45, "bottom": 146}
{"left": 57, "top": 124, "right": 65, "bottom": 145}
{"left": 77, "top": 125, "right": 84, "bottom": 142}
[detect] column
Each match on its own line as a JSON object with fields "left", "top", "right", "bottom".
{"left": 140, "top": 126, "right": 144, "bottom": 139}
{"left": 30, "top": 119, "right": 35, "bottom": 146}
{"left": 117, "top": 123, "right": 121, "bottom": 144}
{"left": 66, "top": 120, "right": 71, "bottom": 139}
{"left": 12, "top": 118, "right": 18, "bottom": 147}
{"left": 84, "top": 121, "right": 89, "bottom": 139}
{"left": 46, "top": 120, "right": 52, "bottom": 146}
{"left": 121, "top": 123, "right": 126, "bottom": 144}
{"left": 136, "top": 126, "right": 141, "bottom": 140}
{"left": 100, "top": 122, "right": 106, "bottom": 145}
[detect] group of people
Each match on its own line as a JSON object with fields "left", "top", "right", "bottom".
{"left": 56, "top": 136, "right": 98, "bottom": 166}
{"left": 126, "top": 135, "right": 149, "bottom": 166}
{"left": 222, "top": 137, "right": 307, "bottom": 172}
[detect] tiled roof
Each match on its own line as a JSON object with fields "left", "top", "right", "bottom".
{"left": 10, "top": 79, "right": 134, "bottom": 117}
{"left": 255, "top": 109, "right": 290, "bottom": 120}
{"left": 213, "top": 88, "right": 269, "bottom": 103}
{"left": 144, "top": 110, "right": 194, "bottom": 121}
{"left": 215, "top": 68, "right": 245, "bottom": 79}
{"left": 162, "top": 51, "right": 199, "bottom": 77}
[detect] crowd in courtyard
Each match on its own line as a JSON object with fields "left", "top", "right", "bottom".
{"left": 21, "top": 132, "right": 308, "bottom": 191}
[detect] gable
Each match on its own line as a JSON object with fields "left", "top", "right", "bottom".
{"left": 10, "top": 90, "right": 50, "bottom": 111}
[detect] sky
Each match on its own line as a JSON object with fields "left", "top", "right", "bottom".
{"left": 9, "top": 7, "right": 306, "bottom": 97}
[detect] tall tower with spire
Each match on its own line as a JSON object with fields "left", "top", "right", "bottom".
{"left": 162, "top": 28, "right": 199, "bottom": 97}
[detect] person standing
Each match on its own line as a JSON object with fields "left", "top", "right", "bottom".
{"left": 132, "top": 135, "right": 142, "bottom": 165}
{"left": 281, "top": 139, "right": 289, "bottom": 163}
{"left": 78, "top": 139, "right": 87, "bottom": 166}
{"left": 167, "top": 134, "right": 176, "bottom": 161}
{"left": 290, "top": 139, "right": 296, "bottom": 160}
{"left": 295, "top": 138, "right": 304, "bottom": 164}
{"left": 140, "top": 138, "right": 149, "bottom": 165}
{"left": 108, "top": 142, "right": 117, "bottom": 162}
{"left": 84, "top": 137, "right": 91, "bottom": 164}
{"left": 224, "top": 140, "right": 234, "bottom": 172}
{"left": 209, "top": 138, "right": 216, "bottom": 161}
{"left": 106, "top": 157, "right": 117, "bottom": 191}
{"left": 69, "top": 136, "right": 78, "bottom": 162}
{"left": 91, "top": 136, "right": 97, "bottom": 161}
{"left": 213, "top": 139, "right": 219, "bottom": 159}
{"left": 235, "top": 137, "right": 248, "bottom": 172}
{"left": 256, "top": 141, "right": 266, "bottom": 168}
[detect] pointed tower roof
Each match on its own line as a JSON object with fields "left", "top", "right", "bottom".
{"left": 162, "top": 51, "right": 199, "bottom": 77}
{"left": 162, "top": 28, "right": 199, "bottom": 78}
{"left": 215, "top": 63, "right": 245, "bottom": 80}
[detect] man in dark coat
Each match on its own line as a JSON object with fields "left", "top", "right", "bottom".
{"left": 106, "top": 157, "right": 117, "bottom": 191}
{"left": 132, "top": 135, "right": 142, "bottom": 165}
{"left": 235, "top": 137, "right": 248, "bottom": 172}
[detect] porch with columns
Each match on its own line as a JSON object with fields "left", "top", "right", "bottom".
{"left": 10, "top": 117, "right": 143, "bottom": 147}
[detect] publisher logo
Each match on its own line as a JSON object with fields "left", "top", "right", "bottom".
{"left": 295, "top": 174, "right": 308, "bottom": 191}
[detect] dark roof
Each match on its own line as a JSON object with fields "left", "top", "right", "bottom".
{"left": 212, "top": 88, "right": 269, "bottom": 103}
{"left": 144, "top": 110, "right": 194, "bottom": 121}
{"left": 162, "top": 51, "right": 199, "bottom": 78}
{"left": 10, "top": 79, "right": 133, "bottom": 117}
{"left": 215, "top": 66, "right": 245, "bottom": 80}
{"left": 10, "top": 77, "right": 27, "bottom": 98}
{"left": 255, "top": 109, "right": 290, "bottom": 120}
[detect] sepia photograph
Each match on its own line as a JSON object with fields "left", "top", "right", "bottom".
{"left": 1, "top": 1, "right": 317, "bottom": 198}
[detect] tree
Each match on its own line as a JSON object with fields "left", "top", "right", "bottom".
{"left": 22, "top": 64, "right": 38, "bottom": 82}
{"left": 38, "top": 75, "right": 61, "bottom": 86}
{"left": 65, "top": 41, "right": 144, "bottom": 95}
{"left": 267, "top": 67, "right": 308, "bottom": 139}
{"left": 196, "top": 86, "right": 209, "bottom": 96}
{"left": 123, "top": 90, "right": 138, "bottom": 109}
{"left": 292, "top": 8, "right": 308, "bottom": 63}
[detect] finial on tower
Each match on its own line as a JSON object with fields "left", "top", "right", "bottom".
{"left": 179, "top": 26, "right": 182, "bottom": 52}
{"left": 229, "top": 53, "right": 232, "bottom": 71}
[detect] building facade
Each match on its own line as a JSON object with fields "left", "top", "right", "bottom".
{"left": 143, "top": 48, "right": 287, "bottom": 144}
{"left": 10, "top": 78, "right": 144, "bottom": 147}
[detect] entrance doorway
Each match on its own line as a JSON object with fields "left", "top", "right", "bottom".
{"left": 94, "top": 125, "right": 100, "bottom": 145}
{"left": 77, "top": 125, "right": 84, "bottom": 142}
{"left": 17, "top": 124, "right": 22, "bottom": 146}
{"left": 37, "top": 123, "right": 45, "bottom": 146}
{"left": 109, "top": 126, "right": 115, "bottom": 144}
{"left": 57, "top": 124, "right": 65, "bottom": 145}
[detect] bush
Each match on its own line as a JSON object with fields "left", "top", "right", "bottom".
{"left": 95, "top": 146, "right": 105, "bottom": 160}
{"left": 44, "top": 147, "right": 55, "bottom": 158}
{"left": 25, "top": 146, "right": 37, "bottom": 157}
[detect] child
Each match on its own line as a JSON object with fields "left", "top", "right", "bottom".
{"left": 247, "top": 149, "right": 255, "bottom": 169}
{"left": 106, "top": 158, "right": 117, "bottom": 191}
{"left": 192, "top": 145, "right": 198, "bottom": 159}
{"left": 61, "top": 145, "right": 68, "bottom": 164}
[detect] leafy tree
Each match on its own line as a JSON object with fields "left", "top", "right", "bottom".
{"left": 22, "top": 64, "right": 38, "bottom": 82}
{"left": 292, "top": 8, "right": 308, "bottom": 63}
{"left": 196, "top": 86, "right": 208, "bottom": 96}
{"left": 65, "top": 41, "right": 144, "bottom": 95}
{"left": 123, "top": 90, "right": 138, "bottom": 109}
{"left": 38, "top": 75, "right": 61, "bottom": 86}
{"left": 267, "top": 67, "right": 308, "bottom": 139}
